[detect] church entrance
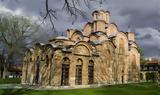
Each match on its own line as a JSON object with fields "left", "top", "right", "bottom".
{"left": 61, "top": 64, "right": 70, "bottom": 86}
{"left": 75, "top": 65, "right": 82, "bottom": 85}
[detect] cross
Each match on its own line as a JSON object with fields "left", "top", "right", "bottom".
{"left": 99, "top": 0, "right": 103, "bottom": 8}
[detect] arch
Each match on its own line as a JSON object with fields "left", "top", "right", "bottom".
{"left": 106, "top": 23, "right": 119, "bottom": 37}
{"left": 116, "top": 32, "right": 128, "bottom": 54}
{"left": 129, "top": 47, "right": 140, "bottom": 81}
{"left": 33, "top": 43, "right": 44, "bottom": 59}
{"left": 73, "top": 41, "right": 93, "bottom": 56}
{"left": 130, "top": 47, "right": 140, "bottom": 68}
{"left": 45, "top": 44, "right": 55, "bottom": 49}
{"left": 118, "top": 32, "right": 128, "bottom": 41}
{"left": 61, "top": 57, "right": 70, "bottom": 86}
{"left": 103, "top": 40, "right": 116, "bottom": 53}
{"left": 24, "top": 48, "right": 33, "bottom": 62}
{"left": 70, "top": 30, "right": 83, "bottom": 41}
{"left": 45, "top": 44, "right": 54, "bottom": 59}
{"left": 83, "top": 22, "right": 93, "bottom": 36}
{"left": 62, "top": 57, "right": 70, "bottom": 64}
{"left": 89, "top": 60, "right": 94, "bottom": 65}
{"left": 34, "top": 43, "right": 44, "bottom": 50}
{"left": 77, "top": 58, "right": 83, "bottom": 65}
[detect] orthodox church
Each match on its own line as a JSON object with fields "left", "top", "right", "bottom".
{"left": 22, "top": 9, "right": 140, "bottom": 86}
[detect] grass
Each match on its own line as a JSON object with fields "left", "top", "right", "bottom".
{"left": 0, "top": 82, "right": 159, "bottom": 95}
{"left": 0, "top": 78, "right": 21, "bottom": 84}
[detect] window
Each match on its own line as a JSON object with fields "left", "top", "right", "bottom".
{"left": 95, "top": 13, "right": 98, "bottom": 19}
{"left": 61, "top": 64, "right": 70, "bottom": 86}
{"left": 35, "top": 56, "right": 40, "bottom": 84}
{"left": 61, "top": 57, "right": 70, "bottom": 86}
{"left": 75, "top": 59, "right": 83, "bottom": 85}
{"left": 88, "top": 60, "right": 94, "bottom": 84}
{"left": 75, "top": 65, "right": 82, "bottom": 85}
{"left": 51, "top": 54, "right": 54, "bottom": 58}
{"left": 30, "top": 58, "right": 32, "bottom": 62}
{"left": 46, "top": 55, "right": 49, "bottom": 67}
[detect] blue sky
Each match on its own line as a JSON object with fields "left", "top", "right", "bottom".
{"left": 0, "top": 0, "right": 160, "bottom": 57}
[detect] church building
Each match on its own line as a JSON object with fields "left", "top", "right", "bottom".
{"left": 22, "top": 9, "right": 140, "bottom": 86}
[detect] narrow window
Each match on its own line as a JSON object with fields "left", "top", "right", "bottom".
{"left": 75, "top": 59, "right": 83, "bottom": 85}
{"left": 75, "top": 65, "right": 82, "bottom": 85}
{"left": 61, "top": 57, "right": 70, "bottom": 86}
{"left": 88, "top": 60, "right": 94, "bottom": 84}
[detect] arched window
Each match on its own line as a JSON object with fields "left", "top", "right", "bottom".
{"left": 88, "top": 60, "right": 94, "bottom": 84}
{"left": 46, "top": 55, "right": 49, "bottom": 67}
{"left": 61, "top": 57, "right": 70, "bottom": 86}
{"left": 35, "top": 56, "right": 40, "bottom": 84}
{"left": 75, "top": 59, "right": 83, "bottom": 85}
{"left": 51, "top": 54, "right": 54, "bottom": 58}
{"left": 30, "top": 58, "right": 32, "bottom": 62}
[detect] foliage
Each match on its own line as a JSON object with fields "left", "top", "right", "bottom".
{"left": 0, "top": 78, "right": 21, "bottom": 84}
{"left": 138, "top": 47, "right": 147, "bottom": 64}
{"left": 0, "top": 15, "right": 40, "bottom": 64}
{"left": 0, "top": 14, "right": 41, "bottom": 78}
{"left": 146, "top": 72, "right": 157, "bottom": 82}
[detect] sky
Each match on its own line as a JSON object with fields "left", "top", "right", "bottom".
{"left": 0, "top": 0, "right": 160, "bottom": 57}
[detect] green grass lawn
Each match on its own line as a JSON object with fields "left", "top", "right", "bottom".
{"left": 0, "top": 82, "right": 159, "bottom": 95}
{"left": 0, "top": 78, "right": 21, "bottom": 84}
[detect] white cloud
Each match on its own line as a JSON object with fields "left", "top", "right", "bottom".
{"left": 0, "top": 3, "right": 22, "bottom": 15}
{"left": 0, "top": 2, "right": 40, "bottom": 22}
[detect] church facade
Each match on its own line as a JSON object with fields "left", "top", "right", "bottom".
{"left": 22, "top": 9, "right": 140, "bottom": 86}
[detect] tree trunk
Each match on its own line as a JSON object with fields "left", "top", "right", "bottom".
{"left": 2, "top": 65, "right": 7, "bottom": 79}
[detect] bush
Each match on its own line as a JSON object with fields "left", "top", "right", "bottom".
{"left": 146, "top": 72, "right": 156, "bottom": 82}
{"left": 0, "top": 78, "right": 21, "bottom": 84}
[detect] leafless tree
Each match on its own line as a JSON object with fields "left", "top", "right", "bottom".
{"left": 43, "top": 0, "right": 106, "bottom": 32}
{"left": 0, "top": 15, "right": 40, "bottom": 78}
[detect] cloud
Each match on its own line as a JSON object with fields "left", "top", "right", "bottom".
{"left": 136, "top": 27, "right": 160, "bottom": 57}
{"left": 0, "top": 0, "right": 160, "bottom": 57}
{"left": 0, "top": 2, "right": 41, "bottom": 22}
{"left": 0, "top": 3, "right": 22, "bottom": 15}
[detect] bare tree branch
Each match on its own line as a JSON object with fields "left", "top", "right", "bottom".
{"left": 43, "top": 0, "right": 91, "bottom": 32}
